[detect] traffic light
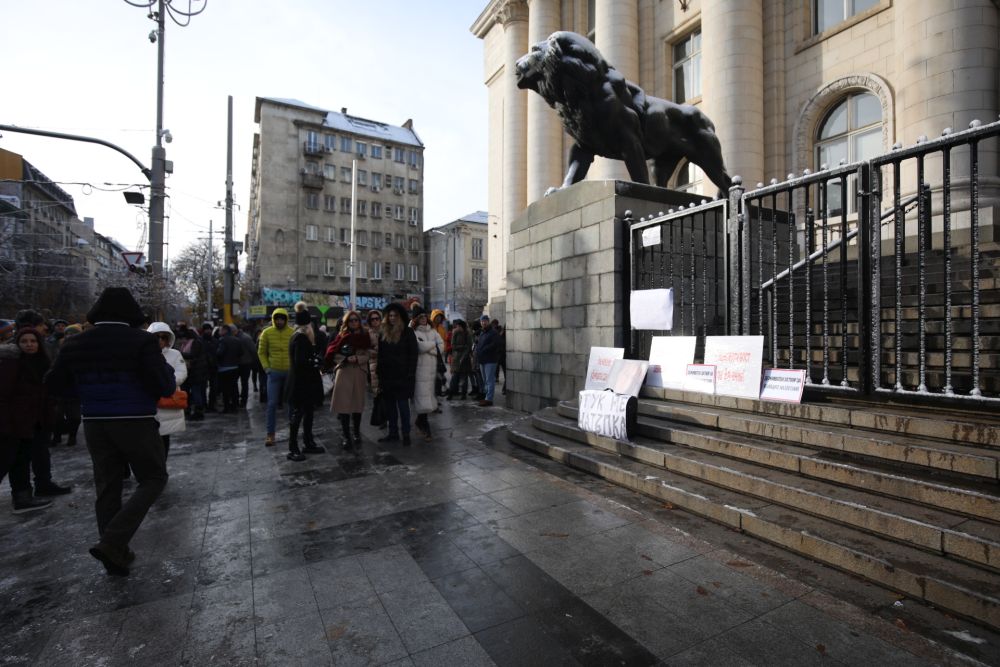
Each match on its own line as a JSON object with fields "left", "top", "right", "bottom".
{"left": 211, "top": 308, "right": 222, "bottom": 320}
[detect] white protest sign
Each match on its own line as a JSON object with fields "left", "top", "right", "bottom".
{"left": 641, "top": 226, "right": 661, "bottom": 247}
{"left": 630, "top": 289, "right": 673, "bottom": 330}
{"left": 646, "top": 336, "right": 697, "bottom": 389}
{"left": 703, "top": 336, "right": 765, "bottom": 399}
{"left": 760, "top": 369, "right": 807, "bottom": 403}
{"left": 684, "top": 364, "right": 716, "bottom": 394}
{"left": 577, "top": 390, "right": 636, "bottom": 440}
{"left": 584, "top": 347, "right": 625, "bottom": 390}
{"left": 607, "top": 359, "right": 650, "bottom": 397}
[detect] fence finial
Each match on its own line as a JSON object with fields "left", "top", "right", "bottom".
{"left": 916, "top": 135, "right": 927, "bottom": 144}
{"left": 731, "top": 175, "right": 743, "bottom": 186}
{"left": 942, "top": 127, "right": 952, "bottom": 136}
{"left": 970, "top": 119, "right": 982, "bottom": 128}
{"left": 892, "top": 142, "right": 902, "bottom": 150}
{"left": 757, "top": 182, "right": 764, "bottom": 188}
{"left": 770, "top": 178, "right": 778, "bottom": 185}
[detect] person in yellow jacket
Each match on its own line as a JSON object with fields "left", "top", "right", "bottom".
{"left": 257, "top": 308, "right": 293, "bottom": 446}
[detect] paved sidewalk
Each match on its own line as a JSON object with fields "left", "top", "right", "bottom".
{"left": 0, "top": 395, "right": 992, "bottom": 665}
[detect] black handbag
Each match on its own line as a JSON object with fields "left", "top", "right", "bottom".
{"left": 370, "top": 393, "right": 388, "bottom": 427}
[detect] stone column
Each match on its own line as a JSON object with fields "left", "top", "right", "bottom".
{"left": 591, "top": 0, "right": 638, "bottom": 182}
{"left": 498, "top": 0, "right": 529, "bottom": 297}
{"left": 701, "top": 0, "right": 764, "bottom": 189}
{"left": 526, "top": 0, "right": 563, "bottom": 202}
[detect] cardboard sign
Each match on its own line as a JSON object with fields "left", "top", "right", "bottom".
{"left": 760, "top": 369, "right": 807, "bottom": 403}
{"left": 630, "top": 289, "right": 673, "bottom": 330}
{"left": 684, "top": 364, "right": 716, "bottom": 394}
{"left": 703, "top": 336, "right": 765, "bottom": 399}
{"left": 577, "top": 390, "right": 637, "bottom": 440}
{"left": 585, "top": 347, "right": 625, "bottom": 390}
{"left": 646, "top": 336, "right": 697, "bottom": 389}
{"left": 606, "top": 359, "right": 650, "bottom": 397}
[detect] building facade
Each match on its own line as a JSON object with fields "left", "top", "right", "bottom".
{"left": 246, "top": 98, "right": 427, "bottom": 317}
{"left": 424, "top": 211, "right": 490, "bottom": 321}
{"left": 472, "top": 0, "right": 1000, "bottom": 304}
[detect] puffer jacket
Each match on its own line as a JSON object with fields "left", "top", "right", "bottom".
{"left": 45, "top": 323, "right": 176, "bottom": 420}
{"left": 257, "top": 308, "right": 293, "bottom": 372}
{"left": 148, "top": 322, "right": 187, "bottom": 435}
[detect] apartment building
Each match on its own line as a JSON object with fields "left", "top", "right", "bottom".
{"left": 424, "top": 211, "right": 490, "bottom": 321}
{"left": 246, "top": 97, "right": 426, "bottom": 313}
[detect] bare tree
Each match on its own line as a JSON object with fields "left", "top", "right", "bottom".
{"left": 169, "top": 241, "right": 224, "bottom": 322}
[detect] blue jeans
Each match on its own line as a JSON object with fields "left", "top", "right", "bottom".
{"left": 266, "top": 370, "right": 288, "bottom": 434}
{"left": 481, "top": 362, "right": 498, "bottom": 402}
{"left": 187, "top": 381, "right": 206, "bottom": 409}
{"left": 386, "top": 396, "right": 411, "bottom": 436}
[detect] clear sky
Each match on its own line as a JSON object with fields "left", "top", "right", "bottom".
{"left": 1, "top": 0, "right": 488, "bottom": 268}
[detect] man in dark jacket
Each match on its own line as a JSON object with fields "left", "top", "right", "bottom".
{"left": 216, "top": 324, "right": 242, "bottom": 413}
{"left": 475, "top": 315, "right": 501, "bottom": 406}
{"left": 236, "top": 325, "right": 257, "bottom": 408}
{"left": 175, "top": 325, "right": 207, "bottom": 421}
{"left": 201, "top": 323, "right": 220, "bottom": 411}
{"left": 45, "top": 287, "right": 175, "bottom": 576}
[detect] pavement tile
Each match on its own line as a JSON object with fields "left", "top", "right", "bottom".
{"left": 309, "top": 555, "right": 376, "bottom": 609}
{"left": 488, "top": 481, "right": 580, "bottom": 515}
{"left": 456, "top": 494, "right": 518, "bottom": 523}
{"left": 358, "top": 544, "right": 429, "bottom": 594}
{"left": 715, "top": 617, "right": 831, "bottom": 666}
{"left": 319, "top": 594, "right": 409, "bottom": 666}
{"left": 668, "top": 554, "right": 793, "bottom": 617}
{"left": 251, "top": 531, "right": 310, "bottom": 577}
{"left": 664, "top": 641, "right": 756, "bottom": 666}
{"left": 111, "top": 593, "right": 193, "bottom": 663}
{"left": 378, "top": 580, "right": 470, "bottom": 653}
{"left": 474, "top": 616, "right": 580, "bottom": 667}
{"left": 196, "top": 540, "right": 252, "bottom": 589}
{"left": 410, "top": 634, "right": 497, "bottom": 666}
{"left": 593, "top": 521, "right": 702, "bottom": 568}
{"left": 431, "top": 566, "right": 526, "bottom": 633}
{"left": 534, "top": 596, "right": 660, "bottom": 666}
{"left": 403, "top": 532, "right": 479, "bottom": 580}
{"left": 520, "top": 499, "right": 634, "bottom": 538}
{"left": 481, "top": 554, "right": 578, "bottom": 613}
{"left": 449, "top": 522, "right": 522, "bottom": 566}
{"left": 33, "top": 608, "right": 124, "bottom": 665}
{"left": 255, "top": 610, "right": 333, "bottom": 665}
{"left": 252, "top": 565, "right": 320, "bottom": 627}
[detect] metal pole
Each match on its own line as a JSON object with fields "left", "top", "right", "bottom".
{"left": 207, "top": 219, "right": 213, "bottom": 323}
{"left": 148, "top": 0, "right": 167, "bottom": 276}
{"left": 349, "top": 159, "right": 357, "bottom": 310}
{"left": 223, "top": 95, "right": 235, "bottom": 324}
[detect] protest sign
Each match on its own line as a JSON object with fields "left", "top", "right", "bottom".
{"left": 630, "top": 289, "right": 673, "bottom": 330}
{"left": 646, "top": 336, "right": 697, "bottom": 389}
{"left": 703, "top": 336, "right": 764, "bottom": 399}
{"left": 759, "top": 368, "right": 807, "bottom": 403}
{"left": 607, "top": 359, "right": 650, "bottom": 397}
{"left": 684, "top": 364, "right": 716, "bottom": 394}
{"left": 577, "top": 390, "right": 637, "bottom": 440}
{"left": 584, "top": 347, "right": 625, "bottom": 391}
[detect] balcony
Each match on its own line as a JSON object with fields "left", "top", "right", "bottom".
{"left": 300, "top": 171, "right": 325, "bottom": 190}
{"left": 303, "top": 141, "right": 326, "bottom": 157}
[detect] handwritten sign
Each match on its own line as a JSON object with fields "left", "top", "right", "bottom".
{"left": 607, "top": 359, "right": 650, "bottom": 397}
{"left": 577, "top": 390, "right": 637, "bottom": 440}
{"left": 684, "top": 364, "right": 716, "bottom": 394}
{"left": 646, "top": 336, "right": 697, "bottom": 389}
{"left": 585, "top": 347, "right": 625, "bottom": 391}
{"left": 760, "top": 369, "right": 806, "bottom": 403}
{"left": 703, "top": 336, "right": 764, "bottom": 399}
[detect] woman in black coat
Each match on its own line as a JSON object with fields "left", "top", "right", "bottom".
{"left": 284, "top": 310, "right": 325, "bottom": 461}
{"left": 376, "top": 302, "right": 418, "bottom": 446}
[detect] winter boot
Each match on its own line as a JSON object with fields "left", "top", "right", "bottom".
{"left": 401, "top": 433, "right": 412, "bottom": 447}
{"left": 302, "top": 432, "right": 325, "bottom": 455}
{"left": 351, "top": 413, "right": 363, "bottom": 448}
{"left": 12, "top": 491, "right": 52, "bottom": 514}
{"left": 287, "top": 421, "right": 306, "bottom": 461}
{"left": 338, "top": 415, "right": 353, "bottom": 450}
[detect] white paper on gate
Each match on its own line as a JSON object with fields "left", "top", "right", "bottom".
{"left": 607, "top": 359, "right": 650, "bottom": 397}
{"left": 646, "top": 336, "right": 697, "bottom": 389}
{"left": 703, "top": 336, "right": 765, "bottom": 399}
{"left": 584, "top": 347, "right": 625, "bottom": 390}
{"left": 630, "top": 289, "right": 673, "bottom": 330}
{"left": 641, "top": 226, "right": 661, "bottom": 247}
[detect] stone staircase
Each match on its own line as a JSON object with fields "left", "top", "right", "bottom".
{"left": 507, "top": 386, "right": 1000, "bottom": 630}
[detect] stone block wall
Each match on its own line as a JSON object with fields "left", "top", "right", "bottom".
{"left": 503, "top": 180, "right": 703, "bottom": 413}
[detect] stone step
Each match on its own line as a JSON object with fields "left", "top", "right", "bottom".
{"left": 640, "top": 386, "right": 1000, "bottom": 449}
{"left": 507, "top": 420, "right": 1000, "bottom": 630}
{"left": 536, "top": 407, "right": 1000, "bottom": 565}
{"left": 630, "top": 399, "right": 1000, "bottom": 480}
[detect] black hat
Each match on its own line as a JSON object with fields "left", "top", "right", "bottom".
{"left": 294, "top": 310, "right": 312, "bottom": 326}
{"left": 384, "top": 302, "right": 409, "bottom": 321}
{"left": 409, "top": 305, "right": 425, "bottom": 319}
{"left": 86, "top": 287, "right": 145, "bottom": 327}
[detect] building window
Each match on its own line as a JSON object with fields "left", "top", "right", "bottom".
{"left": 371, "top": 145, "right": 383, "bottom": 159}
{"left": 324, "top": 134, "right": 336, "bottom": 151}
{"left": 393, "top": 176, "right": 405, "bottom": 192}
{"left": 356, "top": 141, "right": 367, "bottom": 157}
{"left": 324, "top": 164, "right": 336, "bottom": 180}
{"left": 394, "top": 147, "right": 405, "bottom": 162}
{"left": 373, "top": 232, "right": 382, "bottom": 248}
{"left": 343, "top": 260, "right": 352, "bottom": 278}
{"left": 341, "top": 167, "right": 352, "bottom": 183}
{"left": 358, "top": 170, "right": 368, "bottom": 186}
{"left": 408, "top": 208, "right": 419, "bottom": 226}
{"left": 357, "top": 230, "right": 368, "bottom": 246}
{"left": 358, "top": 200, "right": 368, "bottom": 217}
{"left": 673, "top": 30, "right": 701, "bottom": 103}
{"left": 384, "top": 233, "right": 392, "bottom": 247}
{"left": 340, "top": 227, "right": 350, "bottom": 244}
{"left": 384, "top": 205, "right": 394, "bottom": 219}
{"left": 372, "top": 173, "right": 383, "bottom": 189}
{"left": 357, "top": 260, "right": 367, "bottom": 278}
{"left": 814, "top": 0, "right": 878, "bottom": 34}
{"left": 325, "top": 258, "right": 337, "bottom": 276}
{"left": 472, "top": 268, "right": 485, "bottom": 289}
{"left": 408, "top": 151, "right": 420, "bottom": 169}
{"left": 305, "top": 193, "right": 319, "bottom": 209}
{"left": 341, "top": 136, "right": 352, "bottom": 152}
{"left": 372, "top": 261, "right": 382, "bottom": 280}
{"left": 305, "top": 224, "right": 318, "bottom": 241}
{"left": 816, "top": 91, "right": 882, "bottom": 215}
{"left": 395, "top": 263, "right": 405, "bottom": 281}
{"left": 408, "top": 236, "right": 419, "bottom": 251}
{"left": 324, "top": 195, "right": 336, "bottom": 212}
{"left": 325, "top": 226, "right": 335, "bottom": 243}
{"left": 408, "top": 179, "right": 419, "bottom": 194}
{"left": 305, "top": 160, "right": 319, "bottom": 174}
{"left": 306, "top": 131, "right": 319, "bottom": 151}
{"left": 305, "top": 256, "right": 320, "bottom": 276}
{"left": 471, "top": 237, "right": 484, "bottom": 260}
{"left": 394, "top": 205, "right": 404, "bottom": 221}
{"left": 371, "top": 202, "right": 382, "bottom": 218}
{"left": 396, "top": 234, "right": 405, "bottom": 250}
{"left": 674, "top": 161, "right": 703, "bottom": 194}
{"left": 409, "top": 264, "right": 419, "bottom": 282}
{"left": 340, "top": 197, "right": 352, "bottom": 214}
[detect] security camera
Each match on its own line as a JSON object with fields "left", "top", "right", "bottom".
{"left": 162, "top": 130, "right": 172, "bottom": 144}
{"left": 148, "top": 30, "right": 157, "bottom": 43}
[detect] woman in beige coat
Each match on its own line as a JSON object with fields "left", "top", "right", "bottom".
{"left": 324, "top": 311, "right": 370, "bottom": 451}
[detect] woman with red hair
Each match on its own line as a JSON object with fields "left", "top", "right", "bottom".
{"left": 325, "top": 310, "right": 371, "bottom": 451}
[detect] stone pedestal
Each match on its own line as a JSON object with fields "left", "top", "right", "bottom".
{"left": 503, "top": 180, "right": 703, "bottom": 412}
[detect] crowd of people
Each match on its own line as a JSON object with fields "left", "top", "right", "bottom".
{"left": 0, "top": 287, "right": 506, "bottom": 577}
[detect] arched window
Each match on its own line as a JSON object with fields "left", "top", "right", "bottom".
{"left": 816, "top": 92, "right": 881, "bottom": 214}
{"left": 674, "top": 160, "right": 703, "bottom": 195}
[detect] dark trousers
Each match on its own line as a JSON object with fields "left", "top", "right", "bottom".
{"left": 238, "top": 364, "right": 252, "bottom": 406}
{"left": 53, "top": 398, "right": 82, "bottom": 442}
{"left": 448, "top": 371, "right": 469, "bottom": 396}
{"left": 187, "top": 380, "right": 206, "bottom": 410}
{"left": 220, "top": 369, "right": 239, "bottom": 411}
{"left": 1, "top": 435, "right": 33, "bottom": 492}
{"left": 207, "top": 371, "right": 220, "bottom": 410}
{"left": 290, "top": 402, "right": 314, "bottom": 438}
{"left": 6, "top": 429, "right": 53, "bottom": 492}
{"left": 83, "top": 418, "right": 167, "bottom": 550}
{"left": 385, "top": 396, "right": 411, "bottom": 436}
{"left": 29, "top": 429, "right": 52, "bottom": 488}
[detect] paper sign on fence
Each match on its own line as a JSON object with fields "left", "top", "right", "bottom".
{"left": 584, "top": 347, "right": 625, "bottom": 391}
{"left": 759, "top": 369, "right": 807, "bottom": 403}
{"left": 646, "top": 336, "right": 697, "bottom": 389}
{"left": 630, "top": 289, "right": 673, "bottom": 331}
{"left": 703, "top": 336, "right": 764, "bottom": 399}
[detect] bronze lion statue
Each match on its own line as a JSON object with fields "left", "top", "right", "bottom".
{"left": 515, "top": 31, "right": 732, "bottom": 196}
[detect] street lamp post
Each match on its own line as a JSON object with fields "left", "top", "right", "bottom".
{"left": 147, "top": 0, "right": 167, "bottom": 276}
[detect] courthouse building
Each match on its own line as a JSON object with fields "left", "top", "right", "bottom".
{"left": 472, "top": 0, "right": 1000, "bottom": 305}
{"left": 246, "top": 97, "right": 426, "bottom": 313}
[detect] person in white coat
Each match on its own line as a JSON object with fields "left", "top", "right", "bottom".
{"left": 148, "top": 322, "right": 187, "bottom": 458}
{"left": 410, "top": 308, "right": 443, "bottom": 441}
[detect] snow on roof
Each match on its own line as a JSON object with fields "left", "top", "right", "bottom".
{"left": 257, "top": 96, "right": 422, "bottom": 148}
{"left": 457, "top": 211, "right": 489, "bottom": 225}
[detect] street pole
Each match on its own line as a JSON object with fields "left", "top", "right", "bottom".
{"left": 223, "top": 95, "right": 235, "bottom": 324}
{"left": 206, "top": 219, "right": 213, "bottom": 323}
{"left": 148, "top": 0, "right": 167, "bottom": 276}
{"left": 349, "top": 159, "right": 358, "bottom": 310}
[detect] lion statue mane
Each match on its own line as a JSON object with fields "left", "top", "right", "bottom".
{"left": 515, "top": 31, "right": 733, "bottom": 196}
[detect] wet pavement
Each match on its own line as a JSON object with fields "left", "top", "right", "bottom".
{"left": 0, "top": 393, "right": 990, "bottom": 666}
